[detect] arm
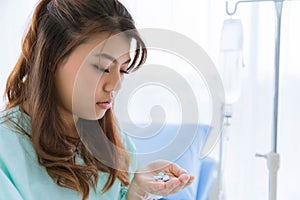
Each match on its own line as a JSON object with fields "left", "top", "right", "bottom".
{"left": 126, "top": 181, "right": 148, "bottom": 200}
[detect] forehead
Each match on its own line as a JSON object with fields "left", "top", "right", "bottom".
{"left": 88, "top": 33, "right": 131, "bottom": 60}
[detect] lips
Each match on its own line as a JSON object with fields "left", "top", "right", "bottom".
{"left": 96, "top": 100, "right": 112, "bottom": 110}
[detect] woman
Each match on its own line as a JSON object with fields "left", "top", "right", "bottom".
{"left": 0, "top": 0, "right": 194, "bottom": 199}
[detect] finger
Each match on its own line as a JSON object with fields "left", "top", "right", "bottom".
{"left": 153, "top": 180, "right": 180, "bottom": 197}
{"left": 169, "top": 174, "right": 192, "bottom": 194}
{"left": 178, "top": 173, "right": 190, "bottom": 183}
{"left": 185, "top": 176, "right": 195, "bottom": 187}
{"left": 170, "top": 163, "right": 188, "bottom": 177}
{"left": 187, "top": 175, "right": 195, "bottom": 184}
{"left": 180, "top": 175, "right": 195, "bottom": 189}
{"left": 163, "top": 177, "right": 181, "bottom": 191}
{"left": 169, "top": 181, "right": 187, "bottom": 194}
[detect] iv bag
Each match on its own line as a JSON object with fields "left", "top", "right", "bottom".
{"left": 219, "top": 18, "right": 244, "bottom": 104}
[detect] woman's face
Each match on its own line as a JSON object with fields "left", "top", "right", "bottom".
{"left": 55, "top": 33, "right": 131, "bottom": 122}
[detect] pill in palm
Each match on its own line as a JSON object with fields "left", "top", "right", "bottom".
{"left": 158, "top": 172, "right": 164, "bottom": 177}
{"left": 153, "top": 175, "right": 163, "bottom": 180}
{"left": 162, "top": 175, "right": 170, "bottom": 182}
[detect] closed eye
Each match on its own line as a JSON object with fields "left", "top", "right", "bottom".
{"left": 92, "top": 64, "right": 129, "bottom": 74}
{"left": 92, "top": 64, "right": 109, "bottom": 73}
{"left": 120, "top": 69, "right": 129, "bottom": 74}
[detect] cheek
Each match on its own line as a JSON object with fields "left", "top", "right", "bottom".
{"left": 74, "top": 69, "right": 96, "bottom": 102}
{"left": 55, "top": 57, "right": 87, "bottom": 112}
{"left": 72, "top": 66, "right": 102, "bottom": 118}
{"left": 55, "top": 67, "right": 76, "bottom": 111}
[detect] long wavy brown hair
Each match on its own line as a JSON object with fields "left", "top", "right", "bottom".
{"left": 4, "top": 0, "right": 147, "bottom": 199}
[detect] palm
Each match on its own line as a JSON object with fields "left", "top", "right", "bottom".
{"left": 132, "top": 160, "right": 194, "bottom": 197}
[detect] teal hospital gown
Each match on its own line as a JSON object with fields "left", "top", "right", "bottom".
{"left": 0, "top": 106, "right": 136, "bottom": 200}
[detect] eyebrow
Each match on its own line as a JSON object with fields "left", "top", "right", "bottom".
{"left": 95, "top": 53, "right": 131, "bottom": 65}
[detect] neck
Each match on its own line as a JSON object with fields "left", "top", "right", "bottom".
{"left": 21, "top": 101, "right": 80, "bottom": 139}
{"left": 58, "top": 107, "right": 80, "bottom": 139}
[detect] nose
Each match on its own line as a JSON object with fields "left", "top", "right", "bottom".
{"left": 103, "top": 68, "right": 122, "bottom": 93}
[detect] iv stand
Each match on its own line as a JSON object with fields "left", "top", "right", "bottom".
{"left": 218, "top": 104, "right": 232, "bottom": 200}
{"left": 225, "top": 0, "right": 287, "bottom": 200}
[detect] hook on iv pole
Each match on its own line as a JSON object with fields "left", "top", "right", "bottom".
{"left": 226, "top": 1, "right": 241, "bottom": 16}
{"left": 226, "top": 0, "right": 284, "bottom": 16}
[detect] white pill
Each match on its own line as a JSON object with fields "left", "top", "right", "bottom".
{"left": 153, "top": 175, "right": 163, "bottom": 180}
{"left": 158, "top": 172, "right": 165, "bottom": 177}
{"left": 162, "top": 175, "right": 170, "bottom": 182}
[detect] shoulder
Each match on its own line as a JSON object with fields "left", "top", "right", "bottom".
{"left": 0, "top": 107, "right": 21, "bottom": 139}
{"left": 0, "top": 107, "right": 33, "bottom": 166}
{"left": 0, "top": 106, "right": 31, "bottom": 136}
{"left": 0, "top": 107, "right": 17, "bottom": 126}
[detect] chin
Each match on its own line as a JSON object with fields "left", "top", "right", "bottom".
{"left": 75, "top": 111, "right": 106, "bottom": 121}
{"left": 95, "top": 110, "right": 107, "bottom": 120}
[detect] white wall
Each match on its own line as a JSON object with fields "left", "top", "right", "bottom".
{"left": 0, "top": 0, "right": 38, "bottom": 109}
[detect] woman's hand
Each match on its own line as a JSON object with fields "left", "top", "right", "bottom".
{"left": 127, "top": 160, "right": 194, "bottom": 199}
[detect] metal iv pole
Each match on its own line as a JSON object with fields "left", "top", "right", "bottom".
{"left": 225, "top": 0, "right": 287, "bottom": 199}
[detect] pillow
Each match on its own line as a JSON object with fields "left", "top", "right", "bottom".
{"left": 128, "top": 123, "right": 210, "bottom": 199}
